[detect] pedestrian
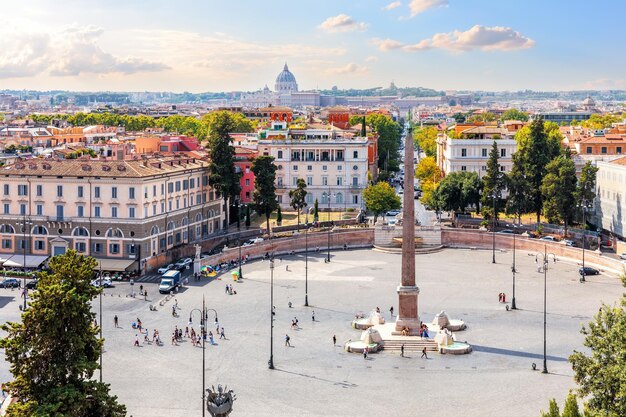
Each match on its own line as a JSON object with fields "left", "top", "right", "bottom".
{"left": 219, "top": 328, "right": 225, "bottom": 339}
{"left": 400, "top": 344, "right": 405, "bottom": 357}
{"left": 134, "top": 334, "right": 140, "bottom": 347}
{"left": 140, "top": 284, "right": 143, "bottom": 295}
{"left": 332, "top": 335, "right": 336, "bottom": 346}
{"left": 288, "top": 301, "right": 292, "bottom": 308}
{"left": 363, "top": 347, "right": 368, "bottom": 359}
{"left": 390, "top": 306, "right": 394, "bottom": 317}
{"left": 185, "top": 327, "right": 190, "bottom": 338}
{"left": 144, "top": 290, "right": 147, "bottom": 301}
{"left": 421, "top": 347, "right": 428, "bottom": 359}
{"left": 272, "top": 306, "right": 276, "bottom": 316}
{"left": 312, "top": 311, "right": 315, "bottom": 322}
{"left": 172, "top": 305, "right": 176, "bottom": 317}
{"left": 286, "top": 265, "right": 289, "bottom": 271}
{"left": 295, "top": 317, "right": 299, "bottom": 327}
{"left": 174, "top": 299, "right": 178, "bottom": 309}
{"left": 114, "top": 315, "right": 118, "bottom": 328}
{"left": 171, "top": 333, "right": 177, "bottom": 345}
{"left": 137, "top": 318, "right": 142, "bottom": 331}
{"left": 285, "top": 334, "right": 291, "bottom": 347}
{"left": 225, "top": 284, "right": 229, "bottom": 294}
{"left": 144, "top": 329, "right": 150, "bottom": 344}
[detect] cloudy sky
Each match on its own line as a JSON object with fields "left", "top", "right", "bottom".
{"left": 0, "top": 0, "right": 624, "bottom": 92}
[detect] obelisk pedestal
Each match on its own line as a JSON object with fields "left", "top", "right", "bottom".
{"left": 395, "top": 121, "right": 421, "bottom": 334}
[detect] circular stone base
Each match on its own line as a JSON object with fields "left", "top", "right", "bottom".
{"left": 446, "top": 320, "right": 466, "bottom": 331}
{"left": 344, "top": 341, "right": 380, "bottom": 353}
{"left": 439, "top": 342, "right": 472, "bottom": 354}
{"left": 351, "top": 320, "right": 374, "bottom": 330}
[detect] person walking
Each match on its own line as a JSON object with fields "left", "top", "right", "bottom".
{"left": 134, "top": 334, "right": 140, "bottom": 347}
{"left": 363, "top": 346, "right": 368, "bottom": 360}
{"left": 421, "top": 347, "right": 428, "bottom": 359}
{"left": 285, "top": 334, "right": 291, "bottom": 347}
{"left": 390, "top": 306, "right": 394, "bottom": 317}
{"left": 219, "top": 328, "right": 225, "bottom": 339}
{"left": 312, "top": 311, "right": 315, "bottom": 322}
{"left": 144, "top": 290, "right": 147, "bottom": 301}
{"left": 332, "top": 335, "right": 336, "bottom": 346}
{"left": 400, "top": 344, "right": 405, "bottom": 357}
{"left": 114, "top": 315, "right": 119, "bottom": 328}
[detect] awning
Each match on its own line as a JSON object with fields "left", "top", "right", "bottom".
{"left": 4, "top": 255, "right": 49, "bottom": 268}
{"left": 93, "top": 258, "right": 136, "bottom": 272}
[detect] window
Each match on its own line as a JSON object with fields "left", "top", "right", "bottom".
{"left": 77, "top": 205, "right": 84, "bottom": 217}
{"left": 481, "top": 166, "right": 487, "bottom": 171}
{"left": 168, "top": 201, "right": 172, "bottom": 211}
{"left": 2, "top": 184, "right": 8, "bottom": 195}
{"left": 353, "top": 195, "right": 358, "bottom": 204}
{"left": 111, "top": 207, "right": 118, "bottom": 218}
{"left": 75, "top": 242, "right": 86, "bottom": 252}
{"left": 127, "top": 244, "right": 137, "bottom": 255}
{"left": 337, "top": 150, "right": 344, "bottom": 161}
{"left": 292, "top": 177, "right": 298, "bottom": 186}
{"left": 322, "top": 176, "right": 328, "bottom": 186}
{"left": 94, "top": 206, "right": 101, "bottom": 217}
{"left": 36, "top": 204, "right": 43, "bottom": 216}
{"left": 129, "top": 207, "right": 135, "bottom": 218}
{"left": 352, "top": 177, "right": 358, "bottom": 186}
{"left": 337, "top": 177, "right": 343, "bottom": 186}
{"left": 18, "top": 239, "right": 27, "bottom": 250}
{"left": 322, "top": 165, "right": 327, "bottom": 171}
{"left": 93, "top": 243, "right": 102, "bottom": 253}
{"left": 500, "top": 166, "right": 506, "bottom": 172}
{"left": 2, "top": 239, "right": 11, "bottom": 249}
{"left": 36, "top": 185, "right": 42, "bottom": 196}
{"left": 277, "top": 150, "right": 283, "bottom": 159}
{"left": 183, "top": 180, "right": 188, "bottom": 190}
{"left": 190, "top": 178, "right": 195, "bottom": 188}
{"left": 601, "top": 147, "right": 607, "bottom": 154}
{"left": 74, "top": 227, "right": 88, "bottom": 236}
{"left": 338, "top": 165, "right": 342, "bottom": 171}
{"left": 307, "top": 165, "right": 312, "bottom": 171}
{"left": 35, "top": 240, "right": 44, "bottom": 251}
{"left": 168, "top": 183, "right": 174, "bottom": 193}
{"left": 245, "top": 191, "right": 250, "bottom": 199}
{"left": 277, "top": 177, "right": 283, "bottom": 187}
{"left": 586, "top": 146, "right": 592, "bottom": 154}
{"left": 461, "top": 166, "right": 467, "bottom": 171}
{"left": 176, "top": 199, "right": 180, "bottom": 210}
{"left": 3, "top": 204, "right": 9, "bottom": 214}
{"left": 153, "top": 185, "right": 157, "bottom": 196}
{"left": 500, "top": 149, "right": 506, "bottom": 157}
{"left": 109, "top": 243, "right": 120, "bottom": 254}
{"left": 336, "top": 193, "right": 343, "bottom": 204}
{"left": 481, "top": 149, "right": 488, "bottom": 157}
{"left": 175, "top": 181, "right": 181, "bottom": 192}
{"left": 307, "top": 176, "right": 313, "bottom": 186}
{"left": 161, "top": 183, "right": 165, "bottom": 195}
{"left": 18, "top": 184, "right": 27, "bottom": 196}
{"left": 353, "top": 151, "right": 358, "bottom": 158}
{"left": 111, "top": 187, "right": 118, "bottom": 199}
{"left": 20, "top": 204, "right": 26, "bottom": 215}
{"left": 129, "top": 187, "right": 135, "bottom": 199}
{"left": 618, "top": 147, "right": 623, "bottom": 154}
{"left": 461, "top": 149, "right": 467, "bottom": 157}
{"left": 293, "top": 165, "right": 298, "bottom": 171}
{"left": 245, "top": 179, "right": 250, "bottom": 186}
{"left": 95, "top": 186, "right": 101, "bottom": 198}
{"left": 161, "top": 202, "right": 165, "bottom": 213}
{"left": 56, "top": 205, "right": 64, "bottom": 220}
{"left": 57, "top": 185, "right": 63, "bottom": 197}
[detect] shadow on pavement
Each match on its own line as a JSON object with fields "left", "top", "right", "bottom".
{"left": 472, "top": 344, "right": 569, "bottom": 362}
{"left": 274, "top": 368, "right": 358, "bottom": 388}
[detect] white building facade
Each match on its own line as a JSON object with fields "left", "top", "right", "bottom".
{"left": 594, "top": 157, "right": 626, "bottom": 239}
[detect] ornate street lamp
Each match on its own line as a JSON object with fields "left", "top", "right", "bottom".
{"left": 189, "top": 297, "right": 218, "bottom": 417}
{"left": 535, "top": 246, "right": 557, "bottom": 374}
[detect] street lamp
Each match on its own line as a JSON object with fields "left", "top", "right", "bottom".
{"left": 16, "top": 216, "right": 32, "bottom": 311}
{"left": 326, "top": 188, "right": 334, "bottom": 263}
{"left": 491, "top": 192, "right": 498, "bottom": 264}
{"left": 511, "top": 224, "right": 518, "bottom": 310}
{"left": 237, "top": 200, "right": 243, "bottom": 280}
{"left": 535, "top": 246, "right": 557, "bottom": 374}
{"left": 99, "top": 261, "right": 103, "bottom": 383}
{"left": 188, "top": 296, "right": 218, "bottom": 417}
{"left": 304, "top": 222, "right": 309, "bottom": 307}
{"left": 268, "top": 256, "right": 275, "bottom": 370}
{"left": 580, "top": 201, "right": 591, "bottom": 283}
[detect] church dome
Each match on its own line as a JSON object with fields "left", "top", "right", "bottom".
{"left": 275, "top": 63, "right": 298, "bottom": 93}
{"left": 582, "top": 96, "right": 595, "bottom": 106}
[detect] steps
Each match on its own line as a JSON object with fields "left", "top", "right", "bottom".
{"left": 381, "top": 339, "right": 438, "bottom": 352}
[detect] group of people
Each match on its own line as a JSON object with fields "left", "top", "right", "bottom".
{"left": 225, "top": 284, "right": 236, "bottom": 295}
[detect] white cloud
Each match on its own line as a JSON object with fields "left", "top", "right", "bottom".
{"left": 326, "top": 63, "right": 368, "bottom": 75}
{"left": 376, "top": 25, "right": 534, "bottom": 53}
{"left": 365, "top": 55, "right": 379, "bottom": 63}
{"left": 581, "top": 78, "right": 626, "bottom": 90}
{"left": 318, "top": 14, "right": 368, "bottom": 33}
{"left": 383, "top": 1, "right": 402, "bottom": 11}
{"left": 372, "top": 38, "right": 405, "bottom": 52}
{"left": 408, "top": 0, "right": 448, "bottom": 16}
{"left": 0, "top": 25, "right": 169, "bottom": 79}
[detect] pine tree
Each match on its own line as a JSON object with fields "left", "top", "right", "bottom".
{"left": 288, "top": 178, "right": 308, "bottom": 230}
{"left": 561, "top": 393, "right": 582, "bottom": 417}
{"left": 245, "top": 205, "right": 251, "bottom": 229}
{"left": 251, "top": 155, "right": 278, "bottom": 236}
{"left": 481, "top": 141, "right": 505, "bottom": 219}
{"left": 276, "top": 205, "right": 282, "bottom": 225}
{"left": 360, "top": 116, "right": 366, "bottom": 137}
{"left": 0, "top": 251, "right": 127, "bottom": 416}
{"left": 313, "top": 199, "right": 319, "bottom": 222}
{"left": 505, "top": 152, "right": 532, "bottom": 224}
{"left": 541, "top": 399, "right": 561, "bottom": 417}
{"left": 541, "top": 152, "right": 578, "bottom": 235}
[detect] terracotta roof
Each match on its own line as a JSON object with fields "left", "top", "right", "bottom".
{"left": 610, "top": 156, "right": 626, "bottom": 166}
{"left": 2, "top": 157, "right": 207, "bottom": 178}
{"left": 578, "top": 135, "right": 626, "bottom": 144}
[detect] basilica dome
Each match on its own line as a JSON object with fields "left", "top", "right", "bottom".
{"left": 275, "top": 63, "right": 298, "bottom": 93}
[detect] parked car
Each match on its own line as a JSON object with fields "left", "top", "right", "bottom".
{"left": 25, "top": 279, "right": 39, "bottom": 289}
{"left": 579, "top": 267, "right": 600, "bottom": 276}
{"left": 175, "top": 258, "right": 193, "bottom": 269}
{"left": 620, "top": 252, "right": 626, "bottom": 260}
{"left": 497, "top": 229, "right": 514, "bottom": 234}
{"left": 600, "top": 240, "right": 612, "bottom": 247}
{"left": 385, "top": 210, "right": 400, "bottom": 217}
{"left": 157, "top": 264, "right": 175, "bottom": 274}
{"left": 540, "top": 236, "right": 556, "bottom": 242}
{"left": 91, "top": 277, "right": 112, "bottom": 288}
{"left": 0, "top": 278, "right": 20, "bottom": 288}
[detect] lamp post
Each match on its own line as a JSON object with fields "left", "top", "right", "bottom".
{"left": 99, "top": 261, "right": 103, "bottom": 383}
{"left": 511, "top": 225, "right": 517, "bottom": 310}
{"left": 580, "top": 203, "right": 588, "bottom": 283}
{"left": 237, "top": 200, "right": 243, "bottom": 280}
{"left": 304, "top": 221, "right": 309, "bottom": 307}
{"left": 535, "top": 246, "right": 557, "bottom": 374}
{"left": 326, "top": 188, "right": 334, "bottom": 263}
{"left": 491, "top": 192, "right": 498, "bottom": 264}
{"left": 16, "top": 216, "right": 32, "bottom": 311}
{"left": 188, "top": 296, "right": 218, "bottom": 417}
{"left": 268, "top": 257, "right": 275, "bottom": 369}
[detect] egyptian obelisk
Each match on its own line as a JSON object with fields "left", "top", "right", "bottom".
{"left": 395, "top": 121, "right": 420, "bottom": 333}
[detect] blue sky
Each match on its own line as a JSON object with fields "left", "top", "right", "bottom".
{"left": 0, "top": 0, "right": 624, "bottom": 92}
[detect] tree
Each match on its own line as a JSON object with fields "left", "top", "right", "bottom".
{"left": 251, "top": 155, "right": 278, "bottom": 236}
{"left": 432, "top": 171, "right": 481, "bottom": 214}
{"left": 362, "top": 182, "right": 401, "bottom": 223}
{"left": 451, "top": 113, "right": 466, "bottom": 123}
{"left": 288, "top": 178, "right": 308, "bottom": 229}
{"left": 505, "top": 152, "right": 532, "bottom": 223}
{"left": 413, "top": 127, "right": 438, "bottom": 158}
{"left": 481, "top": 141, "right": 505, "bottom": 219}
{"left": 276, "top": 206, "right": 282, "bottom": 225}
{"left": 580, "top": 113, "right": 625, "bottom": 129}
{"left": 0, "top": 250, "right": 126, "bottom": 416}
{"left": 561, "top": 393, "right": 582, "bottom": 417}
{"left": 352, "top": 114, "right": 402, "bottom": 173}
{"left": 313, "top": 199, "right": 319, "bottom": 222}
{"left": 501, "top": 108, "right": 529, "bottom": 122}
{"left": 205, "top": 111, "right": 242, "bottom": 226}
{"left": 201, "top": 110, "right": 254, "bottom": 141}
{"left": 541, "top": 399, "right": 561, "bottom": 417}
{"left": 514, "top": 118, "right": 563, "bottom": 222}
{"left": 576, "top": 161, "right": 599, "bottom": 206}
{"left": 466, "top": 112, "right": 497, "bottom": 123}
{"left": 415, "top": 156, "right": 442, "bottom": 207}
{"left": 245, "top": 205, "right": 251, "bottom": 229}
{"left": 541, "top": 152, "right": 577, "bottom": 234}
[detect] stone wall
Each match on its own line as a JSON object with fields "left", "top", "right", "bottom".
{"left": 200, "top": 228, "right": 374, "bottom": 267}
{"left": 442, "top": 228, "right": 625, "bottom": 274}
{"left": 375, "top": 225, "right": 442, "bottom": 246}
